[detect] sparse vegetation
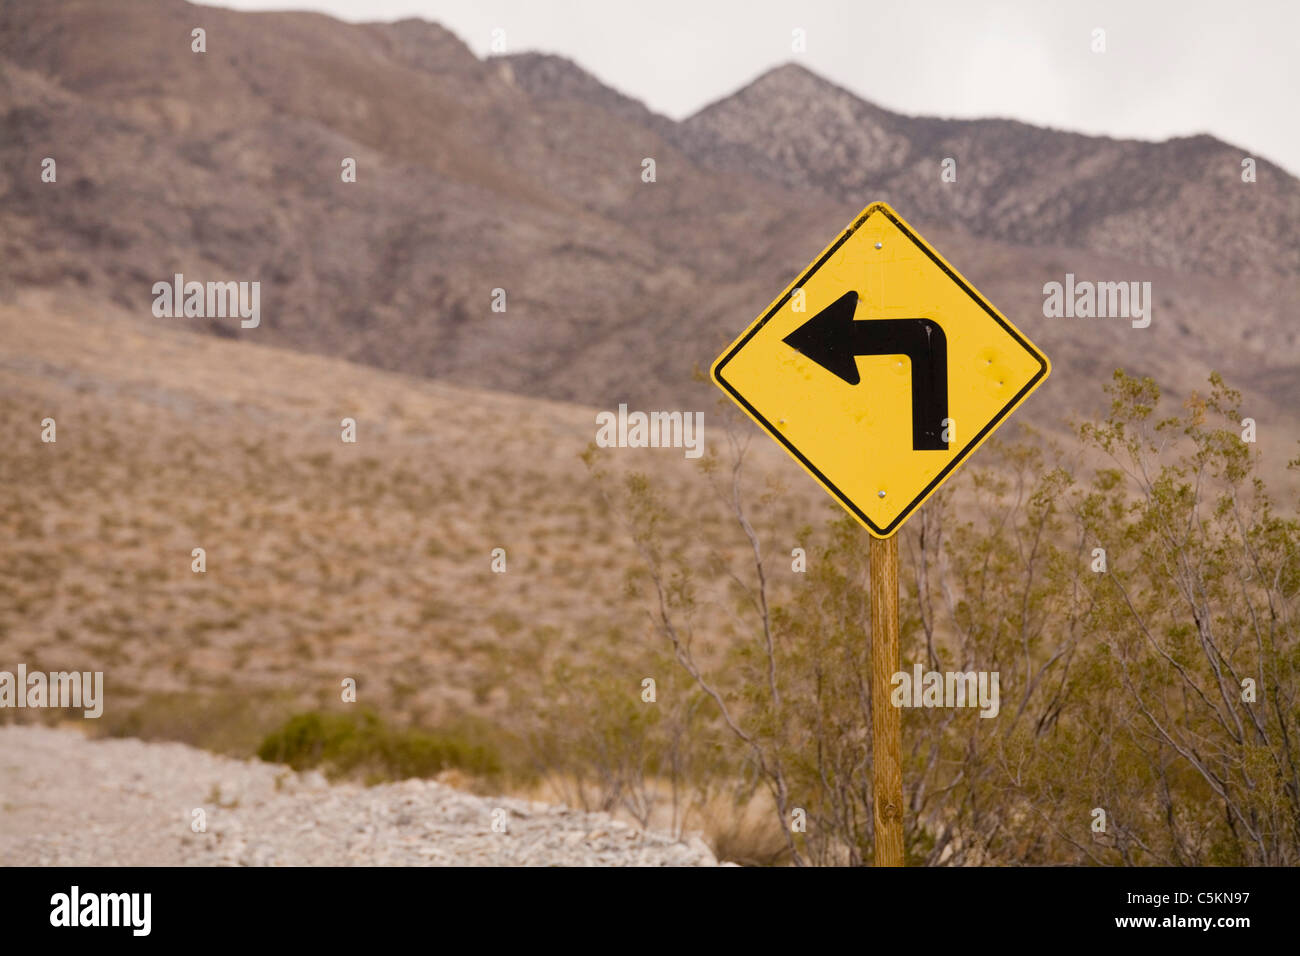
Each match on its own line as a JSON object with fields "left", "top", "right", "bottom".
{"left": 4, "top": 301, "right": 1296, "bottom": 865}
{"left": 256, "top": 710, "right": 503, "bottom": 785}
{"left": 580, "top": 371, "right": 1300, "bottom": 865}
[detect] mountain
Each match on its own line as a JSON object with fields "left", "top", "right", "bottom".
{"left": 0, "top": 0, "right": 810, "bottom": 409}
{"left": 1, "top": 0, "right": 1297, "bottom": 428}
{"left": 678, "top": 63, "right": 1300, "bottom": 280}
{"left": 508, "top": 56, "right": 1300, "bottom": 280}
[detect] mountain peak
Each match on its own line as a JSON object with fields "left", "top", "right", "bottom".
{"left": 732, "top": 61, "right": 885, "bottom": 109}
{"left": 759, "top": 61, "right": 825, "bottom": 81}
{"left": 681, "top": 59, "right": 1298, "bottom": 279}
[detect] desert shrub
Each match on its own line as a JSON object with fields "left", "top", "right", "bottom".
{"left": 256, "top": 709, "right": 501, "bottom": 783}
{"left": 592, "top": 371, "right": 1300, "bottom": 865}
{"left": 501, "top": 627, "right": 732, "bottom": 837}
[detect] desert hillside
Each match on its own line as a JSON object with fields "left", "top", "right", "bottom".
{"left": 0, "top": 290, "right": 828, "bottom": 734}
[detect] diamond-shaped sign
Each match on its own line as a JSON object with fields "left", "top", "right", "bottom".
{"left": 711, "top": 201, "right": 1050, "bottom": 537}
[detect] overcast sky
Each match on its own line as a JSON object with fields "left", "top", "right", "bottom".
{"left": 197, "top": 0, "right": 1300, "bottom": 175}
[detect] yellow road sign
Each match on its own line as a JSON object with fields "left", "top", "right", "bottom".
{"left": 711, "top": 201, "right": 1050, "bottom": 537}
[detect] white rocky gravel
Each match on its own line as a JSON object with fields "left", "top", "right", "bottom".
{"left": 0, "top": 726, "right": 718, "bottom": 866}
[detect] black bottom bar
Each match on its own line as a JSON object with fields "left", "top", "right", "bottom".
{"left": 0, "top": 865, "right": 1284, "bottom": 943}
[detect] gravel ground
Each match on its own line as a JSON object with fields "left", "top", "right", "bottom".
{"left": 0, "top": 726, "right": 718, "bottom": 866}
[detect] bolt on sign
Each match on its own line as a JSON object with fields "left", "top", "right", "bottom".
{"left": 711, "top": 201, "right": 1051, "bottom": 537}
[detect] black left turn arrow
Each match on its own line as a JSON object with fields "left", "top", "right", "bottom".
{"left": 783, "top": 290, "right": 949, "bottom": 450}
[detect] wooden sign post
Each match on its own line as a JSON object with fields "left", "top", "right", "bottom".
{"left": 869, "top": 535, "right": 903, "bottom": 866}
{"left": 710, "top": 202, "right": 1050, "bottom": 868}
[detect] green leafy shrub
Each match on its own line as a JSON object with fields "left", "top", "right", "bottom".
{"left": 256, "top": 710, "right": 501, "bottom": 783}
